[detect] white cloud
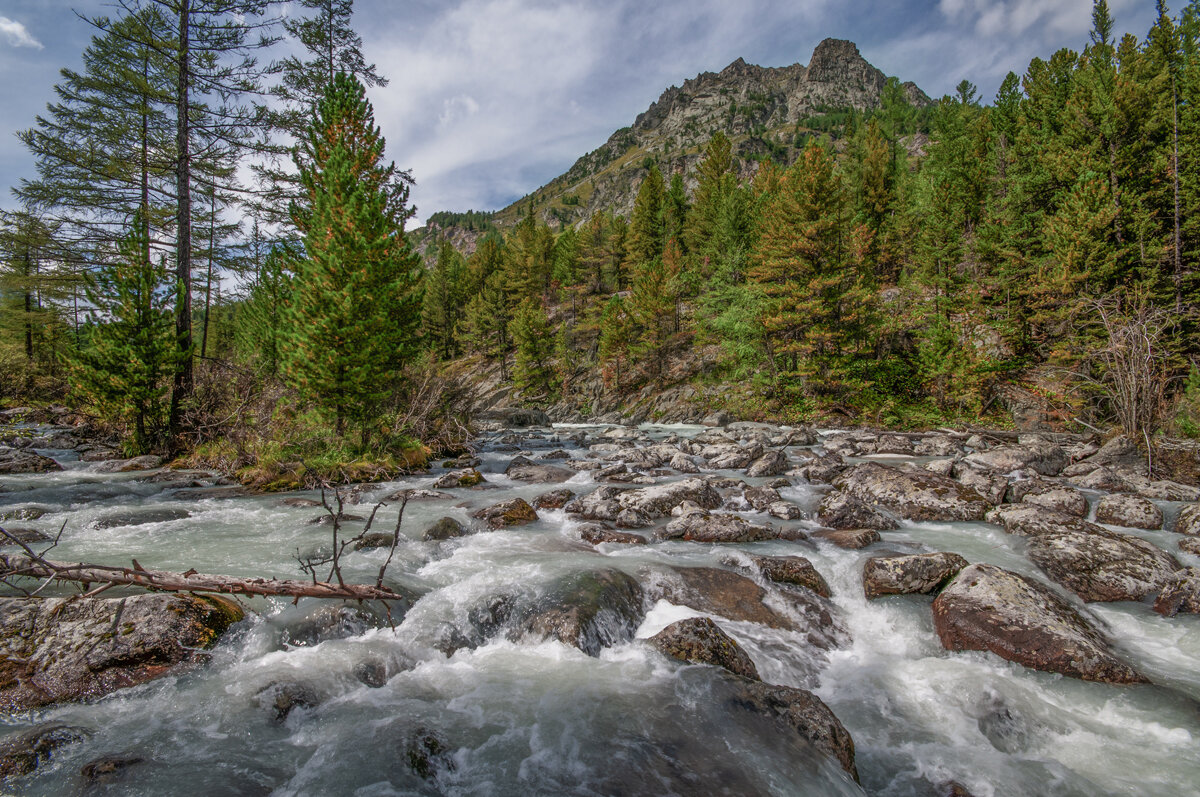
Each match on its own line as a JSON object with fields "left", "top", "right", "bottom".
{"left": 0, "top": 16, "right": 42, "bottom": 50}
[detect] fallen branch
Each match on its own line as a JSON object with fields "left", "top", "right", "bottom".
{"left": 0, "top": 554, "right": 409, "bottom": 602}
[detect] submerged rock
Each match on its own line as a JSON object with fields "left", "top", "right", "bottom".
{"left": 403, "top": 727, "right": 456, "bottom": 780}
{"left": 833, "top": 463, "right": 990, "bottom": 522}
{"left": 648, "top": 617, "right": 760, "bottom": 680}
{"left": 932, "top": 564, "right": 1145, "bottom": 684}
{"left": 0, "top": 594, "right": 243, "bottom": 711}
{"left": 0, "top": 527, "right": 50, "bottom": 544}
{"left": 817, "top": 490, "right": 898, "bottom": 530}
{"left": 811, "top": 528, "right": 881, "bottom": 550}
{"left": 422, "top": 516, "right": 466, "bottom": 541}
{"left": 516, "top": 569, "right": 645, "bottom": 656}
{"left": 1096, "top": 494, "right": 1164, "bottom": 530}
{"left": 89, "top": 508, "right": 191, "bottom": 529}
{"left": 81, "top": 755, "right": 145, "bottom": 784}
{"left": 729, "top": 680, "right": 858, "bottom": 780}
{"left": 0, "top": 724, "right": 89, "bottom": 779}
{"left": 256, "top": 681, "right": 320, "bottom": 723}
{"left": 862, "top": 552, "right": 969, "bottom": 600}
{"left": 472, "top": 498, "right": 538, "bottom": 529}
{"left": 355, "top": 532, "right": 396, "bottom": 550}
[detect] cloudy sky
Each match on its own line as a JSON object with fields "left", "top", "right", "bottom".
{"left": 0, "top": 0, "right": 1160, "bottom": 225}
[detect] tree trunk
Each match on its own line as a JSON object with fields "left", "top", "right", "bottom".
{"left": 170, "top": 0, "right": 194, "bottom": 437}
{"left": 201, "top": 190, "right": 216, "bottom": 358}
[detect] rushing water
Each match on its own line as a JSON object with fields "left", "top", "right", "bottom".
{"left": 2, "top": 424, "right": 1199, "bottom": 796}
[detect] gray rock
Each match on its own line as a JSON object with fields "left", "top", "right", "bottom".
{"left": 0, "top": 594, "right": 243, "bottom": 711}
{"left": 817, "top": 490, "right": 898, "bottom": 530}
{"left": 563, "top": 485, "right": 627, "bottom": 521}
{"left": 669, "top": 452, "right": 700, "bottom": 473}
{"left": 743, "top": 485, "right": 781, "bottom": 511}
{"left": 1071, "top": 466, "right": 1133, "bottom": 492}
{"left": 257, "top": 681, "right": 320, "bottom": 723}
{"left": 506, "top": 462, "right": 574, "bottom": 483}
{"left": 662, "top": 512, "right": 776, "bottom": 543}
{"left": 923, "top": 459, "right": 956, "bottom": 477}
{"left": 471, "top": 498, "right": 538, "bottom": 529}
{"left": 796, "top": 452, "right": 847, "bottom": 484}
{"left": 834, "top": 463, "right": 990, "bottom": 522}
{"left": 354, "top": 532, "right": 396, "bottom": 550}
{"left": 729, "top": 680, "right": 858, "bottom": 780}
{"left": 1021, "top": 487, "right": 1088, "bottom": 518}
{"left": 90, "top": 454, "right": 163, "bottom": 473}
{"left": 767, "top": 501, "right": 805, "bottom": 520}
{"left": 615, "top": 508, "right": 653, "bottom": 529}
{"left": 811, "top": 528, "right": 881, "bottom": 549}
{"left": 579, "top": 524, "right": 647, "bottom": 546}
{"left": 0, "top": 527, "right": 50, "bottom": 544}
{"left": 1137, "top": 480, "right": 1200, "bottom": 502}
{"left": 1175, "top": 504, "right": 1200, "bottom": 536}
{"left": 862, "top": 552, "right": 969, "bottom": 599}
{"left": 616, "top": 477, "right": 722, "bottom": 518}
{"left": 0, "top": 724, "right": 90, "bottom": 779}
{"left": 745, "top": 449, "right": 789, "bottom": 477}
{"left": 914, "top": 435, "right": 964, "bottom": 457}
{"left": 962, "top": 439, "right": 1068, "bottom": 476}
{"left": 0, "top": 447, "right": 61, "bottom": 475}
{"left": 749, "top": 555, "right": 830, "bottom": 597}
{"left": 648, "top": 617, "right": 760, "bottom": 680}
{"left": 1096, "top": 494, "right": 1164, "bottom": 530}
{"left": 1153, "top": 567, "right": 1200, "bottom": 617}
{"left": 701, "top": 410, "right": 733, "bottom": 427}
{"left": 516, "top": 569, "right": 645, "bottom": 656}
{"left": 90, "top": 508, "right": 191, "bottom": 529}
{"left": 433, "top": 468, "right": 485, "bottom": 489}
{"left": 532, "top": 488, "right": 576, "bottom": 510}
{"left": 932, "top": 564, "right": 1145, "bottom": 684}
{"left": 986, "top": 504, "right": 1097, "bottom": 536}
{"left": 955, "top": 468, "right": 1007, "bottom": 506}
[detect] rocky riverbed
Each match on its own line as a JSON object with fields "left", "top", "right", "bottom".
{"left": 0, "top": 413, "right": 1199, "bottom": 795}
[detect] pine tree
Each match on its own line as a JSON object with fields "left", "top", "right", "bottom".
{"left": 626, "top": 166, "right": 665, "bottom": 268}
{"left": 423, "top": 239, "right": 467, "bottom": 359}
{"left": 235, "top": 243, "right": 294, "bottom": 376}
{"left": 282, "top": 72, "right": 422, "bottom": 444}
{"left": 510, "top": 296, "right": 556, "bottom": 397}
{"left": 73, "top": 212, "right": 181, "bottom": 454}
{"left": 598, "top": 294, "right": 632, "bottom": 391}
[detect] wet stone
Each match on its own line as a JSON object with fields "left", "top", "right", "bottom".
{"left": 579, "top": 524, "right": 647, "bottom": 546}
{"left": 1153, "top": 567, "right": 1200, "bottom": 617}
{"left": 355, "top": 532, "right": 396, "bottom": 550}
{"left": 811, "top": 528, "right": 881, "bottom": 550}
{"left": 0, "top": 724, "right": 89, "bottom": 779}
{"left": 81, "top": 755, "right": 145, "bottom": 785}
{"left": 648, "top": 617, "right": 760, "bottom": 680}
{"left": 862, "top": 552, "right": 969, "bottom": 600}
{"left": 1096, "top": 494, "right": 1164, "bottom": 530}
{"left": 257, "top": 681, "right": 320, "bottom": 723}
{"left": 532, "top": 488, "right": 575, "bottom": 510}
{"left": 472, "top": 498, "right": 538, "bottom": 529}
{"left": 404, "top": 728, "right": 456, "bottom": 780}
{"left": 749, "top": 555, "right": 831, "bottom": 598}
{"left": 422, "top": 517, "right": 466, "bottom": 541}
{"left": 90, "top": 508, "right": 191, "bottom": 529}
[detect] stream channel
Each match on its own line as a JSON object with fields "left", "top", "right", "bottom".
{"left": 1, "top": 421, "right": 1198, "bottom": 796}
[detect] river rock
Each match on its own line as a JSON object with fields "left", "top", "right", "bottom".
{"left": 472, "top": 498, "right": 538, "bottom": 529}
{"left": 0, "top": 527, "right": 50, "bottom": 544}
{"left": 422, "top": 516, "right": 466, "bottom": 541}
{"left": 914, "top": 435, "right": 964, "bottom": 458}
{"left": 797, "top": 452, "right": 847, "bottom": 485}
{"left": 669, "top": 452, "right": 700, "bottom": 473}
{"left": 516, "top": 569, "right": 645, "bottom": 656}
{"left": 729, "top": 680, "right": 858, "bottom": 780}
{"left": 404, "top": 727, "right": 456, "bottom": 779}
{"left": 89, "top": 508, "right": 191, "bottom": 529}
{"left": 862, "top": 552, "right": 969, "bottom": 600}
{"left": 954, "top": 468, "right": 1008, "bottom": 506}
{"left": 615, "top": 508, "right": 654, "bottom": 529}
{"left": 564, "top": 485, "right": 627, "bottom": 521}
{"left": 1095, "top": 494, "right": 1163, "bottom": 530}
{"left": 532, "top": 489, "right": 575, "bottom": 510}
{"left": 662, "top": 511, "right": 776, "bottom": 543}
{"left": 648, "top": 617, "right": 760, "bottom": 680}
{"left": 1022, "top": 487, "right": 1088, "bottom": 518}
{"left": 746, "top": 449, "right": 789, "bottom": 478}
{"left": 433, "top": 468, "right": 484, "bottom": 489}
{"left": 81, "top": 755, "right": 144, "bottom": 784}
{"left": 617, "top": 477, "right": 722, "bottom": 518}
{"left": 985, "top": 504, "right": 1097, "bottom": 536}
{"left": 279, "top": 497, "right": 322, "bottom": 508}
{"left": 355, "top": 532, "right": 395, "bottom": 550}
{"left": 579, "top": 524, "right": 646, "bottom": 545}
{"left": 506, "top": 462, "right": 574, "bottom": 483}
{"left": 0, "top": 447, "right": 61, "bottom": 475}
{"left": 0, "top": 594, "right": 243, "bottom": 711}
{"left": 1153, "top": 568, "right": 1200, "bottom": 616}
{"left": 962, "top": 439, "right": 1068, "bottom": 476}
{"left": 257, "top": 681, "right": 320, "bottom": 722}
{"left": 749, "top": 555, "right": 831, "bottom": 597}
{"left": 708, "top": 445, "right": 762, "bottom": 470}
{"left": 811, "top": 528, "right": 881, "bottom": 550}
{"left": 1072, "top": 466, "right": 1134, "bottom": 492}
{"left": 1136, "top": 480, "right": 1200, "bottom": 502}
{"left": 932, "top": 564, "right": 1145, "bottom": 684}
{"left": 924, "top": 459, "right": 956, "bottom": 477}
{"left": 0, "top": 724, "right": 89, "bottom": 779}
{"left": 1179, "top": 537, "right": 1200, "bottom": 555}
{"left": 833, "top": 463, "right": 990, "bottom": 522}
{"left": 0, "top": 507, "right": 46, "bottom": 522}
{"left": 743, "top": 485, "right": 781, "bottom": 511}
{"left": 817, "top": 490, "right": 898, "bottom": 530}
{"left": 768, "top": 501, "right": 805, "bottom": 520}
{"left": 1175, "top": 505, "right": 1200, "bottom": 536}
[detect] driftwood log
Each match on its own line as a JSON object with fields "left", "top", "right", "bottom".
{"left": 0, "top": 554, "right": 408, "bottom": 602}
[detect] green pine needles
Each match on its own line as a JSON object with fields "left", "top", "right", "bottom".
{"left": 282, "top": 72, "right": 423, "bottom": 446}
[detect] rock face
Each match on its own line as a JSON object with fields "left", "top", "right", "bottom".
{"left": 0, "top": 447, "right": 61, "bottom": 475}
{"left": 662, "top": 511, "right": 776, "bottom": 543}
{"left": 862, "top": 552, "right": 969, "bottom": 600}
{"left": 833, "top": 463, "right": 990, "bottom": 522}
{"left": 648, "top": 617, "right": 760, "bottom": 680}
{"left": 0, "top": 594, "right": 244, "bottom": 711}
{"left": 962, "top": 439, "right": 1068, "bottom": 476}
{"left": 517, "top": 569, "right": 645, "bottom": 656}
{"left": 931, "top": 564, "right": 1145, "bottom": 684}
{"left": 472, "top": 498, "right": 538, "bottom": 529}
{"left": 817, "top": 490, "right": 898, "bottom": 530}
{"left": 1095, "top": 494, "right": 1164, "bottom": 530}
{"left": 729, "top": 680, "right": 858, "bottom": 780}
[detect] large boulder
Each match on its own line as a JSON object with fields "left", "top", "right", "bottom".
{"left": 505, "top": 461, "right": 574, "bottom": 484}
{"left": 647, "top": 617, "right": 760, "bottom": 680}
{"left": 1095, "top": 494, "right": 1164, "bottom": 530}
{"left": 532, "top": 488, "right": 575, "bottom": 510}
{"left": 578, "top": 524, "right": 647, "bottom": 546}
{"left": 811, "top": 528, "right": 881, "bottom": 550}
{"left": 962, "top": 438, "right": 1068, "bottom": 477}
{"left": 833, "top": 463, "right": 990, "bottom": 522}
{"left": 932, "top": 564, "right": 1145, "bottom": 684}
{"left": 862, "top": 552, "right": 969, "bottom": 600}
{"left": 616, "top": 477, "right": 721, "bottom": 518}
{"left": 1175, "top": 504, "right": 1200, "bottom": 536}
{"left": 729, "top": 680, "right": 858, "bottom": 781}
{"left": 89, "top": 508, "right": 191, "bottom": 529}
{"left": 985, "top": 504, "right": 1096, "bottom": 536}
{"left": 662, "top": 511, "right": 776, "bottom": 543}
{"left": 745, "top": 450, "right": 789, "bottom": 478}
{"left": 749, "top": 555, "right": 831, "bottom": 598}
{"left": 471, "top": 498, "right": 538, "bottom": 529}
{"left": 0, "top": 594, "right": 243, "bottom": 711}
{"left": 0, "top": 448, "right": 61, "bottom": 475}
{"left": 433, "top": 468, "right": 484, "bottom": 489}
{"left": 817, "top": 490, "right": 898, "bottom": 530}
{"left": 954, "top": 468, "right": 1007, "bottom": 506}
{"left": 516, "top": 569, "right": 645, "bottom": 656}
{"left": 1021, "top": 487, "right": 1088, "bottom": 518}
{"left": 422, "top": 517, "right": 467, "bottom": 541}
{"left": 563, "top": 485, "right": 627, "bottom": 521}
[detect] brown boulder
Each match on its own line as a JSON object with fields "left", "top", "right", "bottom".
{"left": 1153, "top": 567, "right": 1200, "bottom": 617}
{"left": 811, "top": 528, "right": 881, "bottom": 550}
{"left": 648, "top": 617, "right": 760, "bottom": 680}
{"left": 750, "top": 555, "right": 831, "bottom": 598}
{"left": 729, "top": 680, "right": 858, "bottom": 780}
{"left": 932, "top": 564, "right": 1145, "bottom": 684}
{"left": 471, "top": 498, "right": 538, "bottom": 529}
{"left": 817, "top": 490, "right": 898, "bottom": 530}
{"left": 662, "top": 511, "right": 776, "bottom": 543}
{"left": 532, "top": 488, "right": 575, "bottom": 510}
{"left": 579, "top": 524, "right": 646, "bottom": 545}
{"left": 1096, "top": 494, "right": 1164, "bottom": 530}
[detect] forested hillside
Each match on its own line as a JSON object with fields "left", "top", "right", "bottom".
{"left": 1, "top": 0, "right": 1199, "bottom": 478}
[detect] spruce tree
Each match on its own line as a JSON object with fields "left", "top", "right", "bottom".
{"left": 510, "top": 296, "right": 556, "bottom": 397}
{"left": 423, "top": 239, "right": 467, "bottom": 359}
{"left": 73, "top": 212, "right": 181, "bottom": 454}
{"left": 282, "top": 72, "right": 422, "bottom": 444}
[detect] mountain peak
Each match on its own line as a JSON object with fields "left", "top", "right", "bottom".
{"left": 806, "top": 37, "right": 883, "bottom": 88}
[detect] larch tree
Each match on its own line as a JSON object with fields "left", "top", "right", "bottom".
{"left": 282, "top": 72, "right": 423, "bottom": 444}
